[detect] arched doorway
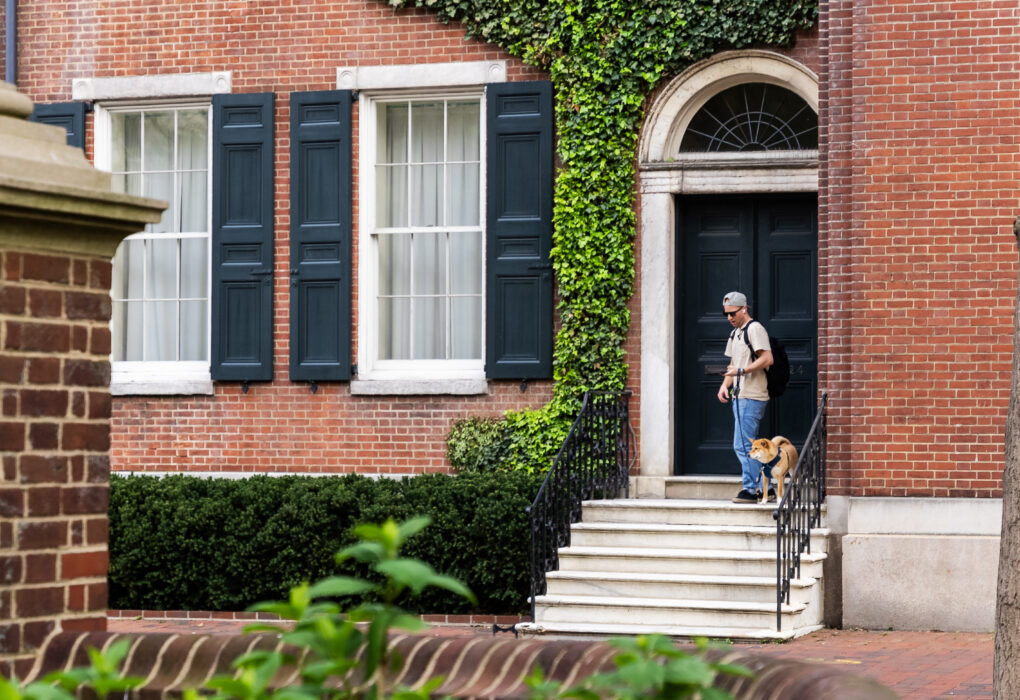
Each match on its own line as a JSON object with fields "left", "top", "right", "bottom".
{"left": 637, "top": 52, "right": 819, "bottom": 486}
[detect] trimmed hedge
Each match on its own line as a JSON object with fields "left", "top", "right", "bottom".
{"left": 109, "top": 471, "right": 543, "bottom": 614}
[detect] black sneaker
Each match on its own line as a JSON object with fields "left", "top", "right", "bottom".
{"left": 767, "top": 488, "right": 777, "bottom": 502}
{"left": 732, "top": 489, "right": 759, "bottom": 504}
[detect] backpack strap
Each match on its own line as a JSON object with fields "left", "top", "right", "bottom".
{"left": 740, "top": 320, "right": 762, "bottom": 356}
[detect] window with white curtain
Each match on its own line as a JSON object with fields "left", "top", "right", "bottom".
{"left": 99, "top": 103, "right": 212, "bottom": 391}
{"left": 370, "top": 96, "right": 483, "bottom": 372}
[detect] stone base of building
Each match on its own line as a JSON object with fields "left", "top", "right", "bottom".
{"left": 828, "top": 496, "right": 1000, "bottom": 633}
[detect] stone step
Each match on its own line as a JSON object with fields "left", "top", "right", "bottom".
{"left": 664, "top": 475, "right": 742, "bottom": 500}
{"left": 582, "top": 499, "right": 827, "bottom": 529}
{"left": 569, "top": 521, "right": 830, "bottom": 553}
{"left": 531, "top": 483, "right": 828, "bottom": 642}
{"left": 517, "top": 619, "right": 809, "bottom": 642}
{"left": 556, "top": 545, "right": 827, "bottom": 578}
{"left": 544, "top": 570, "right": 819, "bottom": 606}
{"left": 533, "top": 594, "right": 809, "bottom": 631}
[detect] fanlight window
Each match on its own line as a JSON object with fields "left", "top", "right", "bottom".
{"left": 680, "top": 83, "right": 817, "bottom": 153}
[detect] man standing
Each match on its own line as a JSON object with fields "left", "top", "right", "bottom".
{"left": 717, "top": 291, "right": 774, "bottom": 504}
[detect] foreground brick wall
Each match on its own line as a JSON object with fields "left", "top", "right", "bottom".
{"left": 819, "top": 0, "right": 1019, "bottom": 497}
{"left": 0, "top": 250, "right": 115, "bottom": 675}
{"left": 0, "top": 77, "right": 161, "bottom": 673}
{"left": 23, "top": 630, "right": 899, "bottom": 699}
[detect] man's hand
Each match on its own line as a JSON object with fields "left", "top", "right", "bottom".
{"left": 717, "top": 383, "right": 730, "bottom": 403}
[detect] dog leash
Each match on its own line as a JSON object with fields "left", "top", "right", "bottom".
{"left": 732, "top": 367, "right": 747, "bottom": 461}
{"left": 731, "top": 367, "right": 742, "bottom": 437}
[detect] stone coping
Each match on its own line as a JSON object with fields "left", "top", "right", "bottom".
{"left": 0, "top": 80, "right": 166, "bottom": 255}
{"left": 107, "top": 610, "right": 530, "bottom": 626}
{"left": 25, "top": 631, "right": 896, "bottom": 699}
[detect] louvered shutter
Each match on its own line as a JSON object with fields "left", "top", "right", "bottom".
{"left": 29, "top": 102, "right": 86, "bottom": 149}
{"left": 210, "top": 93, "right": 275, "bottom": 381}
{"left": 485, "top": 81, "right": 554, "bottom": 379}
{"left": 288, "top": 90, "right": 353, "bottom": 381}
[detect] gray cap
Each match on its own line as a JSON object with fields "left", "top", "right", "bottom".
{"left": 722, "top": 291, "right": 747, "bottom": 307}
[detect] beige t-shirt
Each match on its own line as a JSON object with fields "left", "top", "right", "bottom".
{"left": 725, "top": 320, "right": 771, "bottom": 401}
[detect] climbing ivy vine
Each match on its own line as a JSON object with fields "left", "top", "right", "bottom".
{"left": 387, "top": 0, "right": 818, "bottom": 471}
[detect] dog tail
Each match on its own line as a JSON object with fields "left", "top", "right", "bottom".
{"left": 774, "top": 436, "right": 799, "bottom": 466}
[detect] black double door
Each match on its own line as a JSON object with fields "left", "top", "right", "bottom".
{"left": 676, "top": 195, "right": 817, "bottom": 476}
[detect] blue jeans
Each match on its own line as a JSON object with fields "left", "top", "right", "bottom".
{"left": 732, "top": 398, "right": 768, "bottom": 493}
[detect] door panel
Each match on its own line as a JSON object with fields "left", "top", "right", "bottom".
{"left": 677, "top": 195, "right": 817, "bottom": 476}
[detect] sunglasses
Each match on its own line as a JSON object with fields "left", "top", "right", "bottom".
{"left": 723, "top": 309, "right": 744, "bottom": 318}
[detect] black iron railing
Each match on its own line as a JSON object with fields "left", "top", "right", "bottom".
{"left": 526, "top": 391, "right": 632, "bottom": 617}
{"left": 773, "top": 392, "right": 827, "bottom": 631}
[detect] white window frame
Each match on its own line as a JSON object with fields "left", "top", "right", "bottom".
{"left": 348, "top": 62, "right": 504, "bottom": 394}
{"left": 95, "top": 99, "right": 214, "bottom": 396}
{"left": 359, "top": 93, "right": 487, "bottom": 384}
{"left": 358, "top": 91, "right": 486, "bottom": 383}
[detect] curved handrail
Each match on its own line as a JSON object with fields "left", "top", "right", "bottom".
{"left": 773, "top": 391, "right": 828, "bottom": 631}
{"left": 525, "top": 391, "right": 632, "bottom": 618}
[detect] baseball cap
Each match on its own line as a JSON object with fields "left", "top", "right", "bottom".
{"left": 722, "top": 291, "right": 747, "bottom": 307}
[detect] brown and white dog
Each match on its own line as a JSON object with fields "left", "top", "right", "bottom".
{"left": 748, "top": 436, "right": 799, "bottom": 504}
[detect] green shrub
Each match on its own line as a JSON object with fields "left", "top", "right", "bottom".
{"left": 108, "top": 471, "right": 542, "bottom": 614}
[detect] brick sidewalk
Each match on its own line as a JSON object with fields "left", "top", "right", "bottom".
{"left": 106, "top": 617, "right": 992, "bottom": 699}
{"left": 743, "top": 629, "right": 992, "bottom": 699}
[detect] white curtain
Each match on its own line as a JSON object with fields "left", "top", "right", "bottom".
{"left": 376, "top": 100, "right": 482, "bottom": 361}
{"left": 112, "top": 239, "right": 144, "bottom": 361}
{"left": 177, "top": 110, "right": 209, "bottom": 362}
{"left": 111, "top": 108, "right": 209, "bottom": 362}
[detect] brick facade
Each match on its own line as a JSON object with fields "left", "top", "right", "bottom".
{"left": 4, "top": 0, "right": 1015, "bottom": 495}
{"left": 818, "top": 0, "right": 1018, "bottom": 498}
{"left": 10, "top": 0, "right": 560, "bottom": 476}
{"left": 111, "top": 386, "right": 552, "bottom": 474}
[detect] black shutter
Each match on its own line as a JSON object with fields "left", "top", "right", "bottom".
{"left": 485, "top": 81, "right": 554, "bottom": 379}
{"left": 29, "top": 102, "right": 86, "bottom": 149}
{"left": 210, "top": 93, "right": 275, "bottom": 382}
{"left": 289, "top": 91, "right": 353, "bottom": 381}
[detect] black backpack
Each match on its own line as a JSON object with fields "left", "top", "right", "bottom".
{"left": 737, "top": 320, "right": 790, "bottom": 398}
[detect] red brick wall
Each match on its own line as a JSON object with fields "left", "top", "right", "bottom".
{"left": 0, "top": 3, "right": 6, "bottom": 80}
{"left": 15, "top": 0, "right": 558, "bottom": 475}
{"left": 819, "top": 0, "right": 1018, "bottom": 497}
{"left": 1, "top": 250, "right": 112, "bottom": 676}
{"left": 112, "top": 385, "right": 552, "bottom": 474}
{"left": 17, "top": 0, "right": 1012, "bottom": 495}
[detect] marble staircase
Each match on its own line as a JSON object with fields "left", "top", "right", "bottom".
{"left": 518, "top": 476, "right": 827, "bottom": 641}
